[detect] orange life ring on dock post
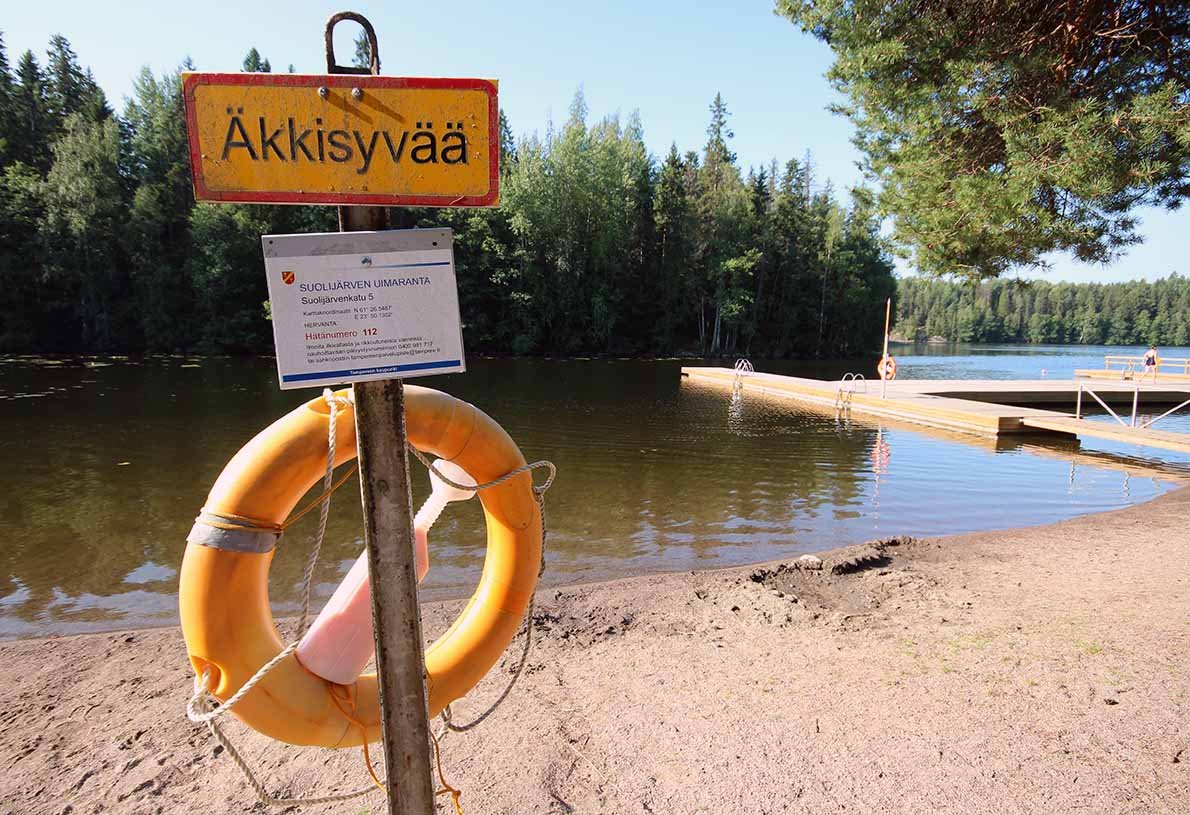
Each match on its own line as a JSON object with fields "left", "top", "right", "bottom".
{"left": 877, "top": 355, "right": 897, "bottom": 381}
{"left": 179, "top": 385, "right": 541, "bottom": 747}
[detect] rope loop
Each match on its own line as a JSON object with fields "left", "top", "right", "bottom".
{"left": 409, "top": 444, "right": 557, "bottom": 497}
{"left": 186, "top": 665, "right": 379, "bottom": 806}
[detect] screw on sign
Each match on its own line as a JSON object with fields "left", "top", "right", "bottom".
{"left": 878, "top": 355, "right": 898, "bottom": 381}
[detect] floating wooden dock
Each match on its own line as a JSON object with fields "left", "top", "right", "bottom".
{"left": 682, "top": 367, "right": 1190, "bottom": 455}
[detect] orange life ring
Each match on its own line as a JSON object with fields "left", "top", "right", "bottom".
{"left": 877, "top": 356, "right": 897, "bottom": 381}
{"left": 179, "top": 385, "right": 541, "bottom": 747}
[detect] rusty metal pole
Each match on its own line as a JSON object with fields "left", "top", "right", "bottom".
{"left": 326, "top": 13, "right": 437, "bottom": 815}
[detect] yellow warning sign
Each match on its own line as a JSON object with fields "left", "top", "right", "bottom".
{"left": 183, "top": 72, "right": 498, "bottom": 206}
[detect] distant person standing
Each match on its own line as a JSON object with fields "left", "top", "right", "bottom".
{"left": 1143, "top": 345, "right": 1159, "bottom": 382}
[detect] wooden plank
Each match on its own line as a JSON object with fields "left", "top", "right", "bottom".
{"left": 333, "top": 19, "right": 435, "bottom": 809}
{"left": 352, "top": 378, "right": 437, "bottom": 815}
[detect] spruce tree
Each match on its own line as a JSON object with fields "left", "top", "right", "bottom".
{"left": 41, "top": 114, "right": 130, "bottom": 348}
{"left": 124, "top": 67, "right": 197, "bottom": 349}
{"left": 654, "top": 144, "right": 694, "bottom": 347}
{"left": 705, "top": 92, "right": 735, "bottom": 166}
{"left": 45, "top": 35, "right": 89, "bottom": 130}
{"left": 352, "top": 30, "right": 372, "bottom": 70}
{"left": 13, "top": 51, "right": 50, "bottom": 170}
{"left": 498, "top": 109, "right": 516, "bottom": 168}
{"left": 0, "top": 162, "right": 43, "bottom": 349}
{"left": 241, "top": 48, "right": 271, "bottom": 73}
{"left": 0, "top": 34, "right": 13, "bottom": 165}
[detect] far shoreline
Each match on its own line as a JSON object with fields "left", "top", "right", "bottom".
{"left": 2, "top": 339, "right": 1185, "bottom": 366}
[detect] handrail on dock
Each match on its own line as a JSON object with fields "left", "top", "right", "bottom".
{"left": 1076, "top": 381, "right": 1190, "bottom": 430}
{"left": 835, "top": 373, "right": 867, "bottom": 417}
{"left": 1103, "top": 354, "right": 1190, "bottom": 377}
{"left": 732, "top": 358, "right": 754, "bottom": 397}
{"left": 840, "top": 372, "right": 867, "bottom": 393}
{"left": 1076, "top": 382, "right": 1137, "bottom": 427}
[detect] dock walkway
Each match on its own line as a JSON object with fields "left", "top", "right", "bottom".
{"left": 682, "top": 367, "right": 1190, "bottom": 455}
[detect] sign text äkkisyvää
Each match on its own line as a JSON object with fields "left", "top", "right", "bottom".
{"left": 184, "top": 73, "right": 498, "bottom": 206}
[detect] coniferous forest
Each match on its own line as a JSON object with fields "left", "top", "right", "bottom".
{"left": 895, "top": 276, "right": 1190, "bottom": 346}
{"left": 0, "top": 35, "right": 896, "bottom": 358}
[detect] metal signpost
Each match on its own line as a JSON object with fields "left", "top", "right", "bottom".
{"left": 184, "top": 12, "right": 500, "bottom": 815}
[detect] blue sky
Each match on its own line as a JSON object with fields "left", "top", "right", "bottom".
{"left": 4, "top": 0, "right": 1185, "bottom": 283}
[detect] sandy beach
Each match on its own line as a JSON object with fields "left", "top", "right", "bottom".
{"left": 1, "top": 486, "right": 1187, "bottom": 815}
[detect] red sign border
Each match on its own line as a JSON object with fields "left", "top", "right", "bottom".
{"left": 182, "top": 72, "right": 499, "bottom": 207}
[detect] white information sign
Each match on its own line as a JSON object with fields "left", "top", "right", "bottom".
{"left": 262, "top": 228, "right": 465, "bottom": 390}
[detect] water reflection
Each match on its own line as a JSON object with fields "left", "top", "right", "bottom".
{"left": 869, "top": 427, "right": 891, "bottom": 518}
{"left": 0, "top": 354, "right": 1186, "bottom": 638}
{"left": 726, "top": 390, "right": 747, "bottom": 435}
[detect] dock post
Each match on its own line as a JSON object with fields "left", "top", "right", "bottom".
{"left": 1131, "top": 384, "right": 1139, "bottom": 427}
{"left": 1075, "top": 384, "right": 1083, "bottom": 420}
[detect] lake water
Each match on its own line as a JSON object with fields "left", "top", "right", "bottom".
{"left": 2, "top": 344, "right": 1188, "bottom": 639}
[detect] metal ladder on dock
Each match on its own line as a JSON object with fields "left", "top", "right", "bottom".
{"left": 835, "top": 373, "right": 867, "bottom": 418}
{"left": 732, "top": 358, "right": 754, "bottom": 397}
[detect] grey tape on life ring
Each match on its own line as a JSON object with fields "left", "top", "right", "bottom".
{"left": 186, "top": 515, "right": 280, "bottom": 554}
